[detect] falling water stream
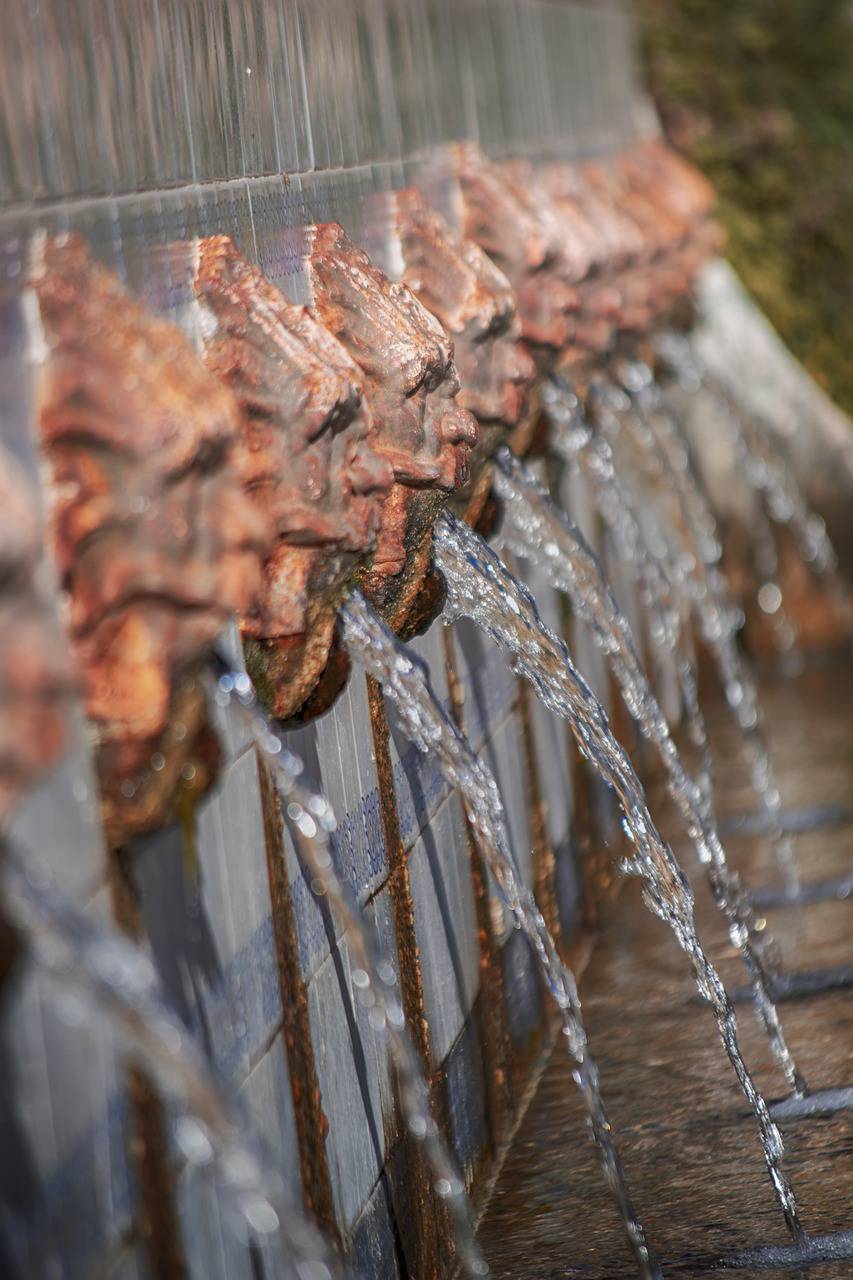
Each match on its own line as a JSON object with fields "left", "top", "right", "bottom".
{"left": 599, "top": 369, "right": 800, "bottom": 892}
{"left": 660, "top": 331, "right": 853, "bottom": 643}
{"left": 432, "top": 509, "right": 804, "bottom": 1242}
{"left": 0, "top": 842, "right": 344, "bottom": 1280}
{"left": 543, "top": 380, "right": 715, "bottom": 810}
{"left": 207, "top": 659, "right": 490, "bottom": 1279}
{"left": 339, "top": 592, "right": 659, "bottom": 1279}
{"left": 746, "top": 492, "right": 801, "bottom": 664}
{"left": 492, "top": 447, "right": 806, "bottom": 1098}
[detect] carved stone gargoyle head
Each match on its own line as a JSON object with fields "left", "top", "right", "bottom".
{"left": 28, "top": 233, "right": 271, "bottom": 845}
{"left": 617, "top": 142, "right": 723, "bottom": 300}
{"left": 579, "top": 158, "right": 688, "bottom": 328}
{"left": 0, "top": 445, "right": 74, "bottom": 828}
{"left": 183, "top": 235, "right": 394, "bottom": 720}
{"left": 539, "top": 160, "right": 652, "bottom": 364}
{"left": 441, "top": 142, "right": 580, "bottom": 357}
{"left": 303, "top": 221, "right": 479, "bottom": 631}
{"left": 386, "top": 188, "right": 536, "bottom": 521}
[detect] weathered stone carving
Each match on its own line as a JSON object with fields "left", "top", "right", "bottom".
{"left": 438, "top": 142, "right": 580, "bottom": 356}
{"left": 618, "top": 141, "right": 723, "bottom": 290}
{"left": 384, "top": 188, "right": 536, "bottom": 520}
{"left": 29, "top": 233, "right": 270, "bottom": 844}
{"left": 184, "top": 234, "right": 394, "bottom": 720}
{"left": 0, "top": 445, "right": 74, "bottom": 827}
{"left": 533, "top": 161, "right": 635, "bottom": 381}
{"left": 303, "top": 221, "right": 478, "bottom": 631}
{"left": 538, "top": 145, "right": 720, "bottom": 380}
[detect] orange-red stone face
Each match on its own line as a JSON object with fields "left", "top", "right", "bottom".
{"left": 0, "top": 445, "right": 74, "bottom": 826}
{"left": 29, "top": 233, "right": 271, "bottom": 842}
{"left": 303, "top": 221, "right": 478, "bottom": 627}
{"left": 386, "top": 187, "right": 536, "bottom": 519}
{"left": 184, "top": 234, "right": 394, "bottom": 719}
{"left": 442, "top": 143, "right": 580, "bottom": 355}
{"left": 535, "top": 143, "right": 720, "bottom": 378}
{"left": 393, "top": 187, "right": 535, "bottom": 432}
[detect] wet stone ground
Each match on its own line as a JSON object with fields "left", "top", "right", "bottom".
{"left": 478, "top": 662, "right": 853, "bottom": 1277}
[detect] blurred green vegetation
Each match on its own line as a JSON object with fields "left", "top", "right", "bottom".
{"left": 638, "top": 0, "right": 853, "bottom": 413}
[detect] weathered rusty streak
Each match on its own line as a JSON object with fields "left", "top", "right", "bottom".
{"left": 109, "top": 850, "right": 188, "bottom": 1280}
{"left": 366, "top": 675, "right": 431, "bottom": 1068}
{"left": 256, "top": 754, "right": 340, "bottom": 1245}
{"left": 515, "top": 677, "right": 561, "bottom": 943}
{"left": 441, "top": 626, "right": 515, "bottom": 1150}
{"left": 365, "top": 673, "right": 454, "bottom": 1279}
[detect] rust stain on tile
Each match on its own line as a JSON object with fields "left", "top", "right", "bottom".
{"left": 257, "top": 754, "right": 340, "bottom": 1246}
{"left": 516, "top": 677, "right": 561, "bottom": 943}
{"left": 366, "top": 673, "right": 454, "bottom": 1279}
{"left": 109, "top": 850, "right": 188, "bottom": 1280}
{"left": 441, "top": 627, "right": 516, "bottom": 1144}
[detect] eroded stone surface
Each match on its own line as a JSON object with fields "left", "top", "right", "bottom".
{"left": 29, "top": 233, "right": 270, "bottom": 843}
{"left": 538, "top": 144, "right": 721, "bottom": 383}
{"left": 444, "top": 142, "right": 580, "bottom": 354}
{"left": 303, "top": 221, "right": 478, "bottom": 630}
{"left": 382, "top": 188, "right": 536, "bottom": 521}
{"left": 0, "top": 445, "right": 74, "bottom": 826}
{"left": 184, "top": 235, "right": 393, "bottom": 720}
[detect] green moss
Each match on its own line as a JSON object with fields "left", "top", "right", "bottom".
{"left": 638, "top": 0, "right": 853, "bottom": 413}
{"left": 243, "top": 636, "right": 277, "bottom": 710}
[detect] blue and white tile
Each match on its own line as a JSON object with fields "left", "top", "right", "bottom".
{"left": 308, "top": 941, "right": 387, "bottom": 1232}
{"left": 408, "top": 793, "right": 479, "bottom": 1069}
{"left": 384, "top": 622, "right": 454, "bottom": 853}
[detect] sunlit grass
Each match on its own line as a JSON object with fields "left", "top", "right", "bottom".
{"left": 639, "top": 0, "right": 853, "bottom": 414}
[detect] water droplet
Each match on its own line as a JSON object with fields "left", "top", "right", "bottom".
{"left": 758, "top": 583, "right": 783, "bottom": 614}
{"left": 175, "top": 1117, "right": 214, "bottom": 1166}
{"left": 241, "top": 1195, "right": 279, "bottom": 1236}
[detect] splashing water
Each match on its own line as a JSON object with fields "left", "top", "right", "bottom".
{"left": 543, "top": 378, "right": 715, "bottom": 809}
{"left": 207, "top": 658, "right": 489, "bottom": 1280}
{"left": 433, "top": 510, "right": 804, "bottom": 1242}
{"left": 339, "top": 592, "right": 659, "bottom": 1279}
{"left": 660, "top": 332, "right": 853, "bottom": 644}
{"left": 493, "top": 446, "right": 806, "bottom": 1097}
{"left": 600, "top": 367, "right": 799, "bottom": 893}
{"left": 1, "top": 842, "right": 343, "bottom": 1280}
{"left": 747, "top": 490, "right": 801, "bottom": 665}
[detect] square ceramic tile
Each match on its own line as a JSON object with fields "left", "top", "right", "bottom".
{"left": 408, "top": 793, "right": 480, "bottom": 1068}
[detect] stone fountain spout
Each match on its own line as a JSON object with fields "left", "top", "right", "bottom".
{"left": 367, "top": 186, "right": 536, "bottom": 525}
{"left": 27, "top": 233, "right": 272, "bottom": 845}
{"left": 302, "top": 220, "right": 479, "bottom": 635}
{"left": 179, "top": 234, "right": 394, "bottom": 722}
{"left": 438, "top": 141, "right": 581, "bottom": 358}
{"left": 533, "top": 146, "right": 722, "bottom": 391}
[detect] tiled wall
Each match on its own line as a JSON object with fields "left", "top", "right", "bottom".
{"left": 0, "top": 1, "right": 652, "bottom": 1268}
{"left": 1, "top": 522, "right": 625, "bottom": 1279}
